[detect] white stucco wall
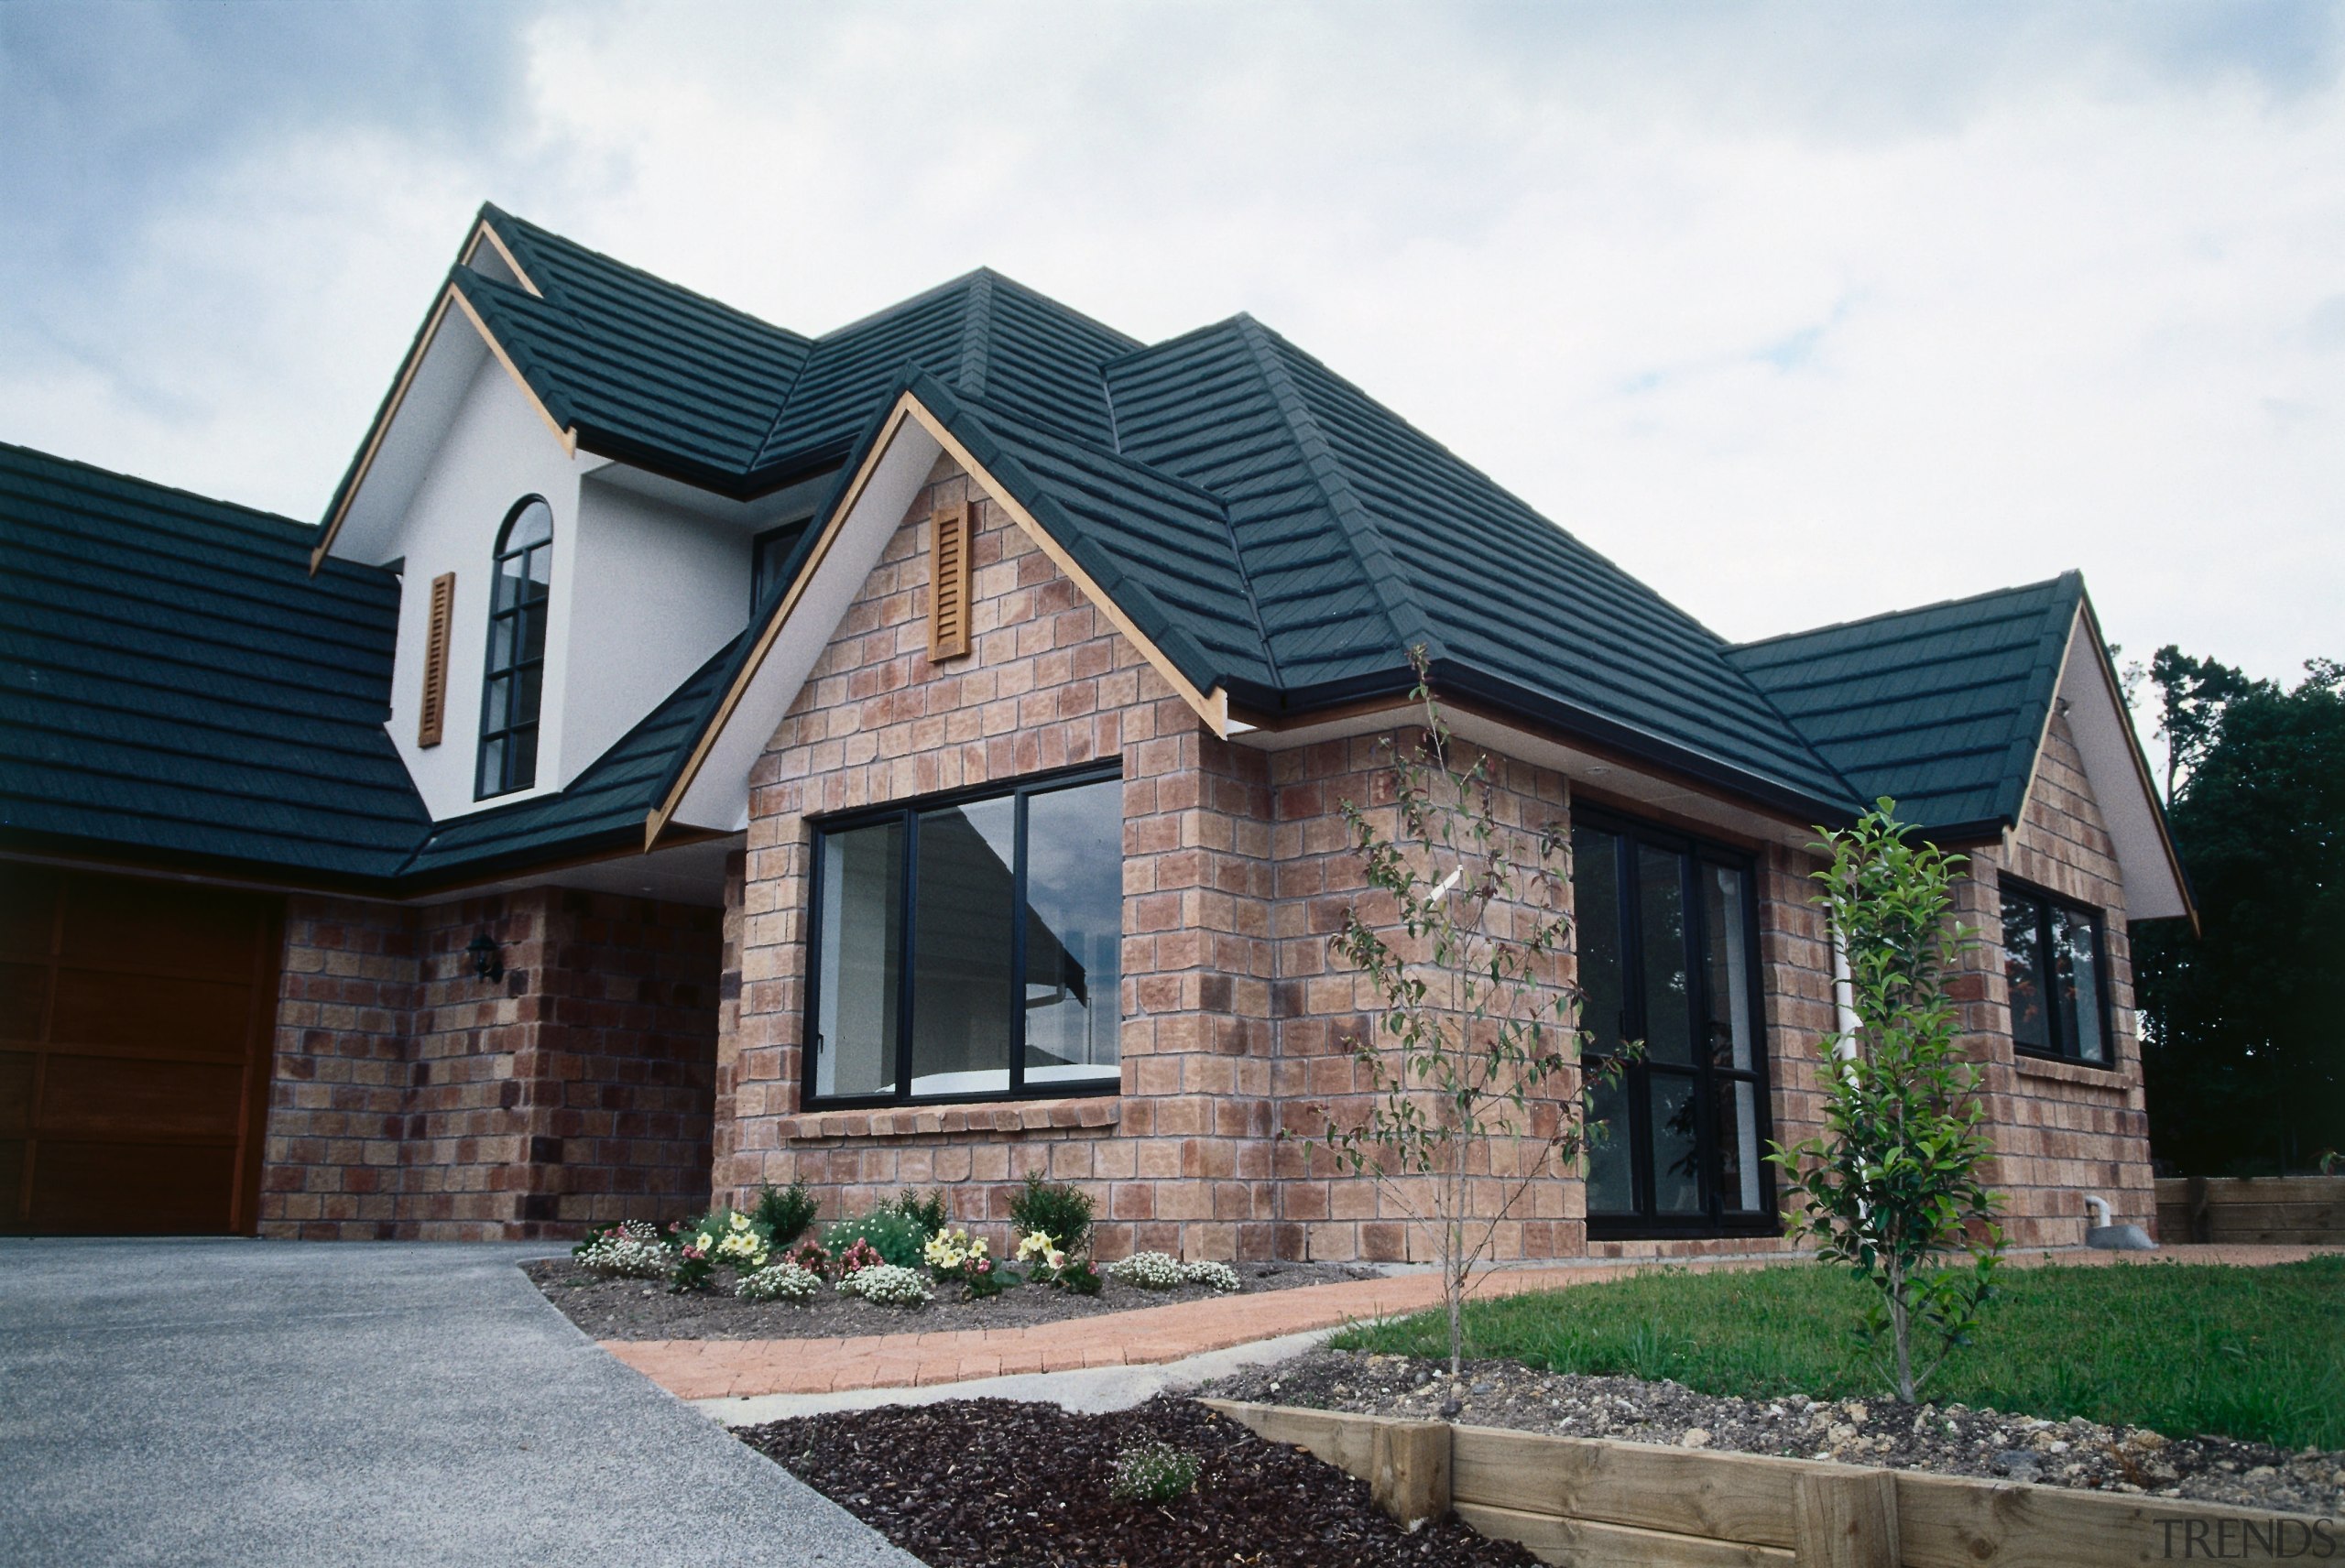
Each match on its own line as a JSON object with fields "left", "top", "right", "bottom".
{"left": 381, "top": 354, "right": 590, "bottom": 820}
{"left": 561, "top": 474, "right": 755, "bottom": 786}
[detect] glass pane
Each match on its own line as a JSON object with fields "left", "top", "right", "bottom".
{"left": 519, "top": 603, "right": 547, "bottom": 665}
{"left": 514, "top": 666, "right": 542, "bottom": 729}
{"left": 1584, "top": 1071, "right": 1633, "bottom": 1214}
{"left": 508, "top": 725, "right": 538, "bottom": 789}
{"left": 2054, "top": 907, "right": 2107, "bottom": 1063}
{"left": 1570, "top": 827, "right": 1625, "bottom": 1057}
{"left": 523, "top": 541, "right": 551, "bottom": 591}
{"left": 1023, "top": 779, "right": 1123, "bottom": 1085}
{"left": 816, "top": 821, "right": 903, "bottom": 1098}
{"left": 1637, "top": 844, "right": 1693, "bottom": 1064}
{"left": 484, "top": 675, "right": 509, "bottom": 732}
{"left": 494, "top": 560, "right": 524, "bottom": 613}
{"left": 1715, "top": 1078, "right": 1762, "bottom": 1212}
{"left": 476, "top": 737, "right": 503, "bottom": 797}
{"left": 1649, "top": 1072, "right": 1702, "bottom": 1213}
{"left": 1702, "top": 864, "right": 1754, "bottom": 1071}
{"left": 2001, "top": 890, "right": 2051, "bottom": 1052}
{"left": 486, "top": 615, "right": 514, "bottom": 673}
{"left": 507, "top": 498, "right": 552, "bottom": 550}
{"left": 909, "top": 797, "right": 1016, "bottom": 1096}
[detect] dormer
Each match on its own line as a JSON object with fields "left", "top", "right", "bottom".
{"left": 311, "top": 208, "right": 824, "bottom": 822}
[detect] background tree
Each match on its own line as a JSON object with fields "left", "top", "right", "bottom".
{"left": 1768, "top": 801, "right": 2003, "bottom": 1405}
{"left": 2134, "top": 653, "right": 2345, "bottom": 1175}
{"left": 1309, "top": 652, "right": 1625, "bottom": 1418}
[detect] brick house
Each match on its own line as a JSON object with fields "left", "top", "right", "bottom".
{"left": 0, "top": 205, "right": 2190, "bottom": 1254}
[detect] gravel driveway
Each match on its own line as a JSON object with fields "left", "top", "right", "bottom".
{"left": 0, "top": 1237, "right": 919, "bottom": 1567}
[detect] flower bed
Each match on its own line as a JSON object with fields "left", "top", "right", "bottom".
{"left": 737, "top": 1395, "right": 1540, "bottom": 1568}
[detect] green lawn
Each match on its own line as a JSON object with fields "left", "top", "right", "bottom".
{"left": 1330, "top": 1257, "right": 2345, "bottom": 1450}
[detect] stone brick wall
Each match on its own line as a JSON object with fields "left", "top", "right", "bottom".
{"left": 259, "top": 887, "right": 718, "bottom": 1241}
{"left": 720, "top": 454, "right": 1279, "bottom": 1260}
{"left": 1959, "top": 713, "right": 2155, "bottom": 1247}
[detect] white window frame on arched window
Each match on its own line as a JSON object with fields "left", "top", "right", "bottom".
{"left": 476, "top": 496, "right": 553, "bottom": 799}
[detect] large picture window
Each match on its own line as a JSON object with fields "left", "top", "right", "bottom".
{"left": 807, "top": 767, "right": 1123, "bottom": 1105}
{"left": 1572, "top": 811, "right": 1773, "bottom": 1237}
{"left": 2000, "top": 880, "right": 2110, "bottom": 1066}
{"left": 476, "top": 496, "right": 552, "bottom": 799}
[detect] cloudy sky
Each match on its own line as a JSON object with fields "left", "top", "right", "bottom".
{"left": 4, "top": 1, "right": 2339, "bottom": 707}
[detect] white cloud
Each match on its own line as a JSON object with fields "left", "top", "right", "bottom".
{"left": 3, "top": 0, "right": 2339, "bottom": 694}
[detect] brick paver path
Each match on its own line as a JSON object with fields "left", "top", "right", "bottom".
{"left": 603, "top": 1244, "right": 2337, "bottom": 1401}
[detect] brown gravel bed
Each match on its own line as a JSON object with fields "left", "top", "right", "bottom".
{"left": 1206, "top": 1349, "right": 2345, "bottom": 1519}
{"left": 525, "top": 1258, "right": 1383, "bottom": 1341}
{"left": 739, "top": 1395, "right": 1541, "bottom": 1567}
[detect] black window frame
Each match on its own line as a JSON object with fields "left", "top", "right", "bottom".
{"left": 1998, "top": 877, "right": 2117, "bottom": 1069}
{"left": 802, "top": 760, "right": 1124, "bottom": 1110}
{"left": 475, "top": 495, "right": 553, "bottom": 800}
{"left": 1574, "top": 807, "right": 1779, "bottom": 1241}
{"left": 750, "top": 516, "right": 813, "bottom": 615}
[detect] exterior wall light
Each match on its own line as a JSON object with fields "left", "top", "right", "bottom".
{"left": 465, "top": 932, "right": 504, "bottom": 983}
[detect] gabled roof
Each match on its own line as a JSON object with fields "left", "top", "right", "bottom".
{"left": 30, "top": 204, "right": 2186, "bottom": 899}
{"left": 1725, "top": 573, "right": 2084, "bottom": 836}
{"left": 0, "top": 441, "right": 734, "bottom": 892}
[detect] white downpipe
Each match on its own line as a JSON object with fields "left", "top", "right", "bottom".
{"left": 1829, "top": 925, "right": 1860, "bottom": 1076}
{"left": 2083, "top": 1194, "right": 2113, "bottom": 1227}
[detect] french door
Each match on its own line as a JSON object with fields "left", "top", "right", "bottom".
{"left": 1571, "top": 811, "right": 1776, "bottom": 1238}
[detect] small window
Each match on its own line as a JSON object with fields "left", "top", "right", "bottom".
{"left": 476, "top": 497, "right": 553, "bottom": 799}
{"left": 807, "top": 767, "right": 1123, "bottom": 1105}
{"left": 751, "top": 518, "right": 811, "bottom": 615}
{"left": 2000, "top": 880, "right": 2111, "bottom": 1065}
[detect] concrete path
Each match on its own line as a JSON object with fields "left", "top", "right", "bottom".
{"left": 0, "top": 1238, "right": 918, "bottom": 1568}
{"left": 608, "top": 1242, "right": 2342, "bottom": 1402}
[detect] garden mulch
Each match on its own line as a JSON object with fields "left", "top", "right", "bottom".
{"left": 525, "top": 1258, "right": 1384, "bottom": 1342}
{"left": 1206, "top": 1347, "right": 2345, "bottom": 1519}
{"left": 738, "top": 1395, "right": 1542, "bottom": 1568}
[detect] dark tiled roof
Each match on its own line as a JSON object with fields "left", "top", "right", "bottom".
{"left": 0, "top": 441, "right": 428, "bottom": 877}
{"left": 0, "top": 441, "right": 743, "bottom": 888}
{"left": 1725, "top": 573, "right": 2083, "bottom": 833}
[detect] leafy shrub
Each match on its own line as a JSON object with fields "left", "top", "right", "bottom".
{"left": 1107, "top": 1251, "right": 1187, "bottom": 1290}
{"left": 824, "top": 1209, "right": 928, "bottom": 1269}
{"left": 877, "top": 1188, "right": 949, "bottom": 1238}
{"left": 1181, "top": 1259, "right": 1241, "bottom": 1293}
{"left": 1108, "top": 1442, "right": 1201, "bottom": 1503}
{"left": 575, "top": 1224, "right": 671, "bottom": 1281}
{"left": 836, "top": 1264, "right": 933, "bottom": 1307}
{"left": 1009, "top": 1174, "right": 1093, "bottom": 1257}
{"left": 751, "top": 1181, "right": 819, "bottom": 1247}
{"left": 736, "top": 1262, "right": 823, "bottom": 1304}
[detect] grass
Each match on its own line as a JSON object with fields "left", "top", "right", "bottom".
{"left": 1329, "top": 1256, "right": 2345, "bottom": 1451}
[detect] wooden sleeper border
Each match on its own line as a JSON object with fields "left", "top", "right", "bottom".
{"left": 1203, "top": 1399, "right": 2326, "bottom": 1568}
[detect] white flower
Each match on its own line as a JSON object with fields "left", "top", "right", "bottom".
{"left": 1107, "top": 1251, "right": 1187, "bottom": 1290}
{"left": 836, "top": 1264, "right": 933, "bottom": 1307}
{"left": 1180, "top": 1259, "right": 1241, "bottom": 1293}
{"left": 736, "top": 1262, "right": 822, "bottom": 1304}
{"left": 575, "top": 1234, "right": 671, "bottom": 1282}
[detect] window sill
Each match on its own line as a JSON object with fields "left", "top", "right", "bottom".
{"left": 776, "top": 1096, "right": 1120, "bottom": 1142}
{"left": 2009, "top": 1052, "right": 2132, "bottom": 1090}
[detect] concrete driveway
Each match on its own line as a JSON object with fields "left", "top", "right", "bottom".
{"left": 0, "top": 1238, "right": 919, "bottom": 1568}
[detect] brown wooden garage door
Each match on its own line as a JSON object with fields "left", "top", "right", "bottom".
{"left": 1, "top": 863, "right": 283, "bottom": 1235}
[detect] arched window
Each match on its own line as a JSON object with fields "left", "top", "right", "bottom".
{"left": 476, "top": 496, "right": 553, "bottom": 798}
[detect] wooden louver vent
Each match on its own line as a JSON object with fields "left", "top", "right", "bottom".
{"left": 929, "top": 502, "right": 973, "bottom": 660}
{"left": 417, "top": 571, "right": 456, "bottom": 746}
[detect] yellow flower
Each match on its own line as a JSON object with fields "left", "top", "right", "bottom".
{"left": 695, "top": 1233, "right": 713, "bottom": 1250}
{"left": 730, "top": 1214, "right": 750, "bottom": 1231}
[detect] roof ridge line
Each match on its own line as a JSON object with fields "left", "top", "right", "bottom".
{"left": 1729, "top": 572, "right": 2078, "bottom": 655}
{"left": 1231, "top": 315, "right": 1443, "bottom": 662}
{"left": 485, "top": 207, "right": 812, "bottom": 345}
{"left": 960, "top": 271, "right": 996, "bottom": 401}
